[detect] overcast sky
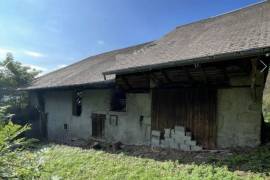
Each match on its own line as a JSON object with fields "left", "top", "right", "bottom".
{"left": 0, "top": 0, "right": 262, "bottom": 75}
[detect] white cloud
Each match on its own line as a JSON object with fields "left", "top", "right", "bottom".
{"left": 57, "top": 64, "right": 67, "bottom": 68}
{"left": 97, "top": 40, "right": 105, "bottom": 45}
{"left": 24, "top": 64, "right": 47, "bottom": 72}
{"left": 0, "top": 48, "right": 13, "bottom": 58}
{"left": 23, "top": 50, "right": 45, "bottom": 58}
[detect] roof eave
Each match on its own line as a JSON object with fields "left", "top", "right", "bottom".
{"left": 103, "top": 47, "right": 270, "bottom": 76}
{"left": 18, "top": 79, "right": 115, "bottom": 91}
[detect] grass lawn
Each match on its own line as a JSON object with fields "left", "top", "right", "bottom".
{"left": 26, "top": 144, "right": 270, "bottom": 180}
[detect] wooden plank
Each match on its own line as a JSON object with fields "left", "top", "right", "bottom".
{"left": 151, "top": 87, "right": 217, "bottom": 149}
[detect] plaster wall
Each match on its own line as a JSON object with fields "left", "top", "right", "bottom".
{"left": 217, "top": 75, "right": 264, "bottom": 148}
{"left": 42, "top": 89, "right": 151, "bottom": 145}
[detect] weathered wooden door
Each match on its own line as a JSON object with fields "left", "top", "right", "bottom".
{"left": 152, "top": 88, "right": 217, "bottom": 149}
{"left": 92, "top": 113, "right": 106, "bottom": 138}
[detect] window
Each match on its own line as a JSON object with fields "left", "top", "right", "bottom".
{"left": 110, "top": 88, "right": 126, "bottom": 112}
{"left": 72, "top": 91, "right": 82, "bottom": 116}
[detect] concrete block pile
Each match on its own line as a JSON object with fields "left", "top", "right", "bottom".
{"left": 151, "top": 126, "right": 203, "bottom": 151}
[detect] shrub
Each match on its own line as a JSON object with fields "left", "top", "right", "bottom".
{"left": 0, "top": 106, "right": 40, "bottom": 179}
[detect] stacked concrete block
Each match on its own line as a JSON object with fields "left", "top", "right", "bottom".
{"left": 186, "top": 131, "right": 192, "bottom": 137}
{"left": 190, "top": 145, "right": 203, "bottom": 151}
{"left": 151, "top": 130, "right": 160, "bottom": 147}
{"left": 164, "top": 129, "right": 171, "bottom": 138}
{"left": 150, "top": 126, "right": 203, "bottom": 151}
{"left": 179, "top": 144, "right": 191, "bottom": 151}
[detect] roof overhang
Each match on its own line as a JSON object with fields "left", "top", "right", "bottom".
{"left": 103, "top": 47, "right": 270, "bottom": 76}
{"left": 18, "top": 79, "right": 115, "bottom": 91}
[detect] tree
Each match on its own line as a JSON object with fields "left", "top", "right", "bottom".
{"left": 0, "top": 53, "right": 41, "bottom": 107}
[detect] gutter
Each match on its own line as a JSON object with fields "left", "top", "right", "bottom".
{"left": 103, "top": 47, "right": 270, "bottom": 76}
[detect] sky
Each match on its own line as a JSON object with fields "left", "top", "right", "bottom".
{"left": 0, "top": 0, "right": 262, "bottom": 75}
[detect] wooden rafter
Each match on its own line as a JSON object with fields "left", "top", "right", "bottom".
{"left": 161, "top": 70, "right": 172, "bottom": 83}
{"left": 121, "top": 76, "right": 132, "bottom": 89}
{"left": 220, "top": 67, "right": 229, "bottom": 82}
{"left": 149, "top": 73, "right": 159, "bottom": 84}
{"left": 200, "top": 66, "right": 208, "bottom": 83}
{"left": 183, "top": 67, "right": 194, "bottom": 84}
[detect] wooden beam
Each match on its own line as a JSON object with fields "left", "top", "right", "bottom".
{"left": 149, "top": 73, "right": 159, "bottom": 84}
{"left": 200, "top": 66, "right": 208, "bottom": 84}
{"left": 220, "top": 67, "right": 229, "bottom": 82}
{"left": 250, "top": 58, "right": 257, "bottom": 101}
{"left": 121, "top": 76, "right": 132, "bottom": 89}
{"left": 161, "top": 70, "right": 172, "bottom": 83}
{"left": 183, "top": 67, "right": 194, "bottom": 85}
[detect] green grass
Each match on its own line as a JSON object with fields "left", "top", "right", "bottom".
{"left": 27, "top": 144, "right": 268, "bottom": 180}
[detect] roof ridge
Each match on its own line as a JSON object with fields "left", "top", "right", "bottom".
{"left": 175, "top": 0, "right": 267, "bottom": 30}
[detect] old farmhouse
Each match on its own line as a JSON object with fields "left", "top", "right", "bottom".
{"left": 24, "top": 1, "right": 270, "bottom": 150}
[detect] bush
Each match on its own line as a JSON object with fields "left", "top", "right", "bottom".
{"left": 0, "top": 106, "right": 40, "bottom": 179}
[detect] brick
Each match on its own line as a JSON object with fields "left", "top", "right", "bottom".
{"left": 172, "top": 132, "right": 186, "bottom": 140}
{"left": 151, "top": 130, "right": 161, "bottom": 137}
{"left": 180, "top": 144, "right": 191, "bottom": 151}
{"left": 175, "top": 126, "right": 185, "bottom": 133}
{"left": 151, "top": 138, "right": 160, "bottom": 146}
{"left": 190, "top": 145, "right": 203, "bottom": 151}
{"left": 164, "top": 129, "right": 171, "bottom": 138}
{"left": 185, "top": 131, "right": 192, "bottom": 137}
{"left": 186, "top": 140, "right": 197, "bottom": 146}
{"left": 160, "top": 139, "right": 170, "bottom": 148}
{"left": 174, "top": 137, "right": 185, "bottom": 144}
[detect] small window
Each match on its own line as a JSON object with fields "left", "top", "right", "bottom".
{"left": 110, "top": 88, "right": 126, "bottom": 112}
{"left": 72, "top": 91, "right": 82, "bottom": 116}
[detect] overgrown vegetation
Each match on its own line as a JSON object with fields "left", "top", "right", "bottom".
{"left": 0, "top": 106, "right": 40, "bottom": 179}
{"left": 24, "top": 144, "right": 268, "bottom": 179}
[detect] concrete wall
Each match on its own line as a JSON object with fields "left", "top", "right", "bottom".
{"left": 216, "top": 75, "right": 264, "bottom": 148}
{"left": 40, "top": 89, "right": 151, "bottom": 145}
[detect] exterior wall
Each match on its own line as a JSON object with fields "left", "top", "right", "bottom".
{"left": 216, "top": 75, "right": 264, "bottom": 148}
{"left": 30, "top": 74, "right": 264, "bottom": 149}
{"left": 105, "top": 93, "right": 151, "bottom": 145}
{"left": 41, "top": 89, "right": 151, "bottom": 145}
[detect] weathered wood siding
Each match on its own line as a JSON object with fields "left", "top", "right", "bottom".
{"left": 152, "top": 88, "right": 217, "bottom": 149}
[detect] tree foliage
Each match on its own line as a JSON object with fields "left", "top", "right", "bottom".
{"left": 0, "top": 106, "right": 40, "bottom": 179}
{"left": 0, "top": 53, "right": 41, "bottom": 107}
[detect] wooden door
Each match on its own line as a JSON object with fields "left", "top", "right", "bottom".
{"left": 92, "top": 113, "right": 105, "bottom": 138}
{"left": 152, "top": 88, "right": 217, "bottom": 149}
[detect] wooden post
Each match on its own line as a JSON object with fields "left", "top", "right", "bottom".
{"left": 250, "top": 58, "right": 258, "bottom": 101}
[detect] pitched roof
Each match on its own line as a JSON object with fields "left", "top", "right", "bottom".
{"left": 23, "top": 43, "right": 150, "bottom": 90}
{"left": 105, "top": 1, "right": 270, "bottom": 75}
